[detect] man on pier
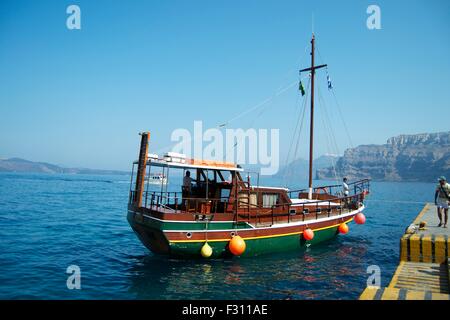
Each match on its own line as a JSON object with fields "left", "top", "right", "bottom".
{"left": 435, "top": 176, "right": 450, "bottom": 228}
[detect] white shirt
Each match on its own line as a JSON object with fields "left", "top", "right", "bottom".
{"left": 436, "top": 182, "right": 450, "bottom": 201}
{"left": 343, "top": 182, "right": 349, "bottom": 195}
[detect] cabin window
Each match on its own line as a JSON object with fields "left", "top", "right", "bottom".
{"left": 221, "top": 189, "right": 230, "bottom": 199}
{"left": 262, "top": 193, "right": 279, "bottom": 208}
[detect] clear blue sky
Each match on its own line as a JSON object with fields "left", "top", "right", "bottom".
{"left": 0, "top": 0, "right": 449, "bottom": 171}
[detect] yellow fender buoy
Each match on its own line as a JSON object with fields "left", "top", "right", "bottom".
{"left": 201, "top": 242, "right": 213, "bottom": 258}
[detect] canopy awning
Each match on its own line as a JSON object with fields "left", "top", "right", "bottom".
{"left": 133, "top": 158, "right": 244, "bottom": 172}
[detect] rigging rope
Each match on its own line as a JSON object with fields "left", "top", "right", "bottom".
{"left": 221, "top": 44, "right": 310, "bottom": 162}
{"left": 219, "top": 80, "right": 298, "bottom": 128}
{"left": 317, "top": 82, "right": 340, "bottom": 183}
{"left": 222, "top": 80, "right": 298, "bottom": 163}
{"left": 318, "top": 106, "right": 338, "bottom": 182}
{"left": 150, "top": 41, "right": 328, "bottom": 183}
{"left": 318, "top": 84, "right": 340, "bottom": 156}
{"left": 330, "top": 89, "right": 354, "bottom": 149}
{"left": 315, "top": 43, "right": 356, "bottom": 184}
{"left": 317, "top": 44, "right": 354, "bottom": 149}
{"left": 283, "top": 76, "right": 310, "bottom": 187}
{"left": 151, "top": 79, "right": 298, "bottom": 157}
{"left": 220, "top": 43, "right": 309, "bottom": 129}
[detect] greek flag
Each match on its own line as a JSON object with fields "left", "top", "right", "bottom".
{"left": 327, "top": 74, "right": 333, "bottom": 90}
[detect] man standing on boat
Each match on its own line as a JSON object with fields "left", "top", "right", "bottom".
{"left": 343, "top": 177, "right": 350, "bottom": 197}
{"left": 435, "top": 176, "right": 450, "bottom": 228}
{"left": 182, "top": 171, "right": 192, "bottom": 208}
{"left": 342, "top": 177, "right": 350, "bottom": 208}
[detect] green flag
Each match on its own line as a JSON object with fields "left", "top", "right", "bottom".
{"left": 299, "top": 80, "right": 305, "bottom": 96}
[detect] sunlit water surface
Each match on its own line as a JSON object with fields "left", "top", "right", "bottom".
{"left": 0, "top": 173, "right": 435, "bottom": 299}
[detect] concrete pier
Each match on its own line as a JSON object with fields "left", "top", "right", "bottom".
{"left": 360, "top": 203, "right": 450, "bottom": 300}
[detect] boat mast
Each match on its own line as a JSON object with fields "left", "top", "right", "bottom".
{"left": 135, "top": 132, "right": 150, "bottom": 207}
{"left": 308, "top": 35, "right": 316, "bottom": 200}
{"left": 300, "top": 34, "right": 327, "bottom": 199}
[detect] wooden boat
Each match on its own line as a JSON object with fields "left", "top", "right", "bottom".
{"left": 127, "top": 34, "right": 370, "bottom": 258}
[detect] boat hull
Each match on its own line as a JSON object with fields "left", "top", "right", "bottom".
{"left": 167, "top": 224, "right": 340, "bottom": 258}
{"left": 127, "top": 208, "right": 361, "bottom": 258}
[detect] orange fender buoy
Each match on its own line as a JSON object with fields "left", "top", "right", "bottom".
{"left": 303, "top": 228, "right": 314, "bottom": 241}
{"left": 339, "top": 223, "right": 349, "bottom": 234}
{"left": 354, "top": 212, "right": 366, "bottom": 225}
{"left": 229, "top": 235, "right": 246, "bottom": 256}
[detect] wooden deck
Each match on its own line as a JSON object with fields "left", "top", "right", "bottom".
{"left": 360, "top": 203, "right": 450, "bottom": 300}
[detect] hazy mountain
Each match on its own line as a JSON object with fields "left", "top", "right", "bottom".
{"left": 4, "top": 130, "right": 450, "bottom": 182}
{"left": 277, "top": 154, "right": 340, "bottom": 180}
{"left": 317, "top": 131, "right": 450, "bottom": 182}
{"left": 0, "top": 158, "right": 128, "bottom": 175}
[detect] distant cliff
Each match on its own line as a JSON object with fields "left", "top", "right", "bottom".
{"left": 316, "top": 132, "right": 450, "bottom": 182}
{"left": 276, "top": 155, "right": 340, "bottom": 180}
{"left": 0, "top": 158, "right": 128, "bottom": 175}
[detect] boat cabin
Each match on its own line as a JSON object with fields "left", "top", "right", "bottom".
{"left": 128, "top": 154, "right": 368, "bottom": 218}
{"left": 129, "top": 153, "right": 294, "bottom": 214}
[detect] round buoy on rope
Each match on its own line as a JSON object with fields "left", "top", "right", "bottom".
{"left": 229, "top": 235, "right": 246, "bottom": 256}
{"left": 201, "top": 242, "right": 213, "bottom": 258}
{"left": 339, "top": 223, "right": 349, "bottom": 234}
{"left": 354, "top": 213, "right": 366, "bottom": 225}
{"left": 303, "top": 228, "right": 314, "bottom": 241}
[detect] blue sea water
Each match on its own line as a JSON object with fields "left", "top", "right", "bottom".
{"left": 0, "top": 172, "right": 436, "bottom": 299}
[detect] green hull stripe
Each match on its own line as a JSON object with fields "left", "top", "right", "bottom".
{"left": 169, "top": 217, "right": 353, "bottom": 243}
{"left": 169, "top": 225, "right": 341, "bottom": 258}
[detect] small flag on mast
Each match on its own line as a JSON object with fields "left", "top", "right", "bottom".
{"left": 327, "top": 74, "right": 333, "bottom": 90}
{"left": 299, "top": 80, "right": 305, "bottom": 96}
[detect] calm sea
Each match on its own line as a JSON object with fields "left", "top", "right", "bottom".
{"left": 0, "top": 172, "right": 435, "bottom": 299}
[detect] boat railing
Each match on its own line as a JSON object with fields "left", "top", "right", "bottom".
{"left": 352, "top": 179, "right": 371, "bottom": 195}
{"left": 133, "top": 190, "right": 231, "bottom": 214}
{"left": 232, "top": 190, "right": 366, "bottom": 225}
{"left": 287, "top": 178, "right": 370, "bottom": 198}
{"left": 129, "top": 180, "right": 369, "bottom": 225}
